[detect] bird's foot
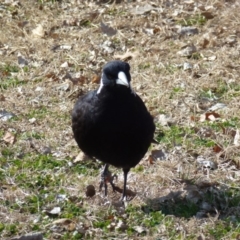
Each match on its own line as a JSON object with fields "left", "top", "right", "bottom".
{"left": 99, "top": 168, "right": 118, "bottom": 196}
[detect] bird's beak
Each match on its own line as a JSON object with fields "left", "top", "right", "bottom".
{"left": 116, "top": 71, "right": 129, "bottom": 87}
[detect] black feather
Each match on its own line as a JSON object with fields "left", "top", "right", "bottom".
{"left": 72, "top": 60, "right": 155, "bottom": 200}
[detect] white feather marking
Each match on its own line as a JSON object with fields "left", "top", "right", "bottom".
{"left": 97, "top": 76, "right": 104, "bottom": 94}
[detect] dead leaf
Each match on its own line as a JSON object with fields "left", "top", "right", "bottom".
{"left": 220, "top": 125, "right": 236, "bottom": 138}
{"left": 67, "top": 222, "right": 76, "bottom": 231}
{"left": 100, "top": 22, "right": 117, "bottom": 36}
{"left": 100, "top": 40, "right": 114, "bottom": 54}
{"left": 0, "top": 94, "right": 5, "bottom": 101}
{"left": 92, "top": 74, "right": 101, "bottom": 84}
{"left": 213, "top": 144, "right": 223, "bottom": 153}
{"left": 55, "top": 80, "right": 72, "bottom": 91}
{"left": 205, "top": 55, "right": 217, "bottom": 61}
{"left": 52, "top": 218, "right": 72, "bottom": 225}
{"left": 133, "top": 226, "right": 146, "bottom": 233}
{"left": 195, "top": 127, "right": 214, "bottom": 138}
{"left": 200, "top": 112, "right": 221, "bottom": 122}
{"left": 63, "top": 18, "right": 79, "bottom": 27}
{"left": 32, "top": 24, "right": 45, "bottom": 38}
{"left": 29, "top": 118, "right": 36, "bottom": 124}
{"left": 236, "top": 234, "right": 240, "bottom": 240}
{"left": 143, "top": 28, "right": 155, "bottom": 35}
{"left": 45, "top": 72, "right": 59, "bottom": 81}
{"left": 3, "top": 131, "right": 15, "bottom": 144}
{"left": 45, "top": 207, "right": 61, "bottom": 217}
{"left": 190, "top": 116, "right": 199, "bottom": 122}
{"left": 201, "top": 11, "right": 214, "bottom": 19}
{"left": 157, "top": 114, "right": 172, "bottom": 126}
{"left": 115, "top": 220, "right": 128, "bottom": 231}
{"left": 206, "top": 112, "right": 221, "bottom": 121}
{"left": 114, "top": 51, "right": 138, "bottom": 61}
{"left": 148, "top": 155, "right": 154, "bottom": 164}
{"left": 183, "top": 62, "right": 193, "bottom": 70}
{"left": 200, "top": 38, "right": 210, "bottom": 49}
{"left": 60, "top": 62, "right": 69, "bottom": 68}
{"left": 72, "top": 76, "right": 87, "bottom": 85}
{"left": 17, "top": 20, "right": 28, "bottom": 28}
{"left": 73, "top": 151, "right": 90, "bottom": 163}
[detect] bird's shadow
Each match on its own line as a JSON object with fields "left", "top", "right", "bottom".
{"left": 141, "top": 180, "right": 240, "bottom": 222}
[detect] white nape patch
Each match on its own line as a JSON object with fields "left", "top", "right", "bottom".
{"left": 116, "top": 71, "right": 129, "bottom": 87}
{"left": 97, "top": 76, "right": 104, "bottom": 94}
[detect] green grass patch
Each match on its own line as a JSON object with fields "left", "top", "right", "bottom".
{"left": 165, "top": 64, "right": 178, "bottom": 74}
{"left": 193, "top": 137, "right": 215, "bottom": 148}
{"left": 26, "top": 106, "right": 50, "bottom": 120}
{"left": 154, "top": 64, "right": 179, "bottom": 75}
{"left": 0, "top": 78, "right": 26, "bottom": 90}
{"left": 200, "top": 80, "right": 230, "bottom": 99}
{"left": 157, "top": 124, "right": 219, "bottom": 150}
{"left": 157, "top": 125, "right": 193, "bottom": 147}
{"left": 208, "top": 221, "right": 240, "bottom": 240}
{"left": 1, "top": 64, "right": 20, "bottom": 74}
{"left": 138, "top": 62, "right": 151, "bottom": 69}
{"left": 80, "top": 19, "right": 92, "bottom": 27}
{"left": 5, "top": 224, "right": 18, "bottom": 236}
{"left": 60, "top": 201, "right": 85, "bottom": 218}
{"left": 191, "top": 52, "right": 202, "bottom": 60}
{"left": 132, "top": 165, "right": 144, "bottom": 173}
{"left": 0, "top": 65, "right": 27, "bottom": 90}
{"left": 61, "top": 232, "right": 84, "bottom": 240}
{"left": 21, "top": 131, "right": 45, "bottom": 140}
{"left": 106, "top": 8, "right": 127, "bottom": 16}
{"left": 178, "top": 14, "right": 207, "bottom": 26}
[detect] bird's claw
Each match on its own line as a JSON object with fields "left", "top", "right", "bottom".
{"left": 99, "top": 168, "right": 118, "bottom": 196}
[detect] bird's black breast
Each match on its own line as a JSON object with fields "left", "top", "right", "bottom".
{"left": 72, "top": 87, "right": 155, "bottom": 169}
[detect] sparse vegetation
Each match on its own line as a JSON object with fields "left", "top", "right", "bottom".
{"left": 1, "top": 0, "right": 240, "bottom": 239}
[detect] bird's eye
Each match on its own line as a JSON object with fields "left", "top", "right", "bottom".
{"left": 107, "top": 74, "right": 114, "bottom": 80}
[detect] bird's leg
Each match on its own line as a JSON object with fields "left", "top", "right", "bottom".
{"left": 121, "top": 168, "right": 130, "bottom": 201}
{"left": 99, "top": 164, "right": 109, "bottom": 195}
{"left": 99, "top": 164, "right": 118, "bottom": 196}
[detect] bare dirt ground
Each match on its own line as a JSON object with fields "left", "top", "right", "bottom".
{"left": 1, "top": 0, "right": 240, "bottom": 239}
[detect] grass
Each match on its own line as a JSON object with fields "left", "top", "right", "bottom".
{"left": 1, "top": 0, "right": 240, "bottom": 239}
{"left": 0, "top": 78, "right": 26, "bottom": 90}
{"left": 178, "top": 14, "right": 207, "bottom": 26}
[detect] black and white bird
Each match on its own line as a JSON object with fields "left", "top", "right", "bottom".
{"left": 72, "top": 60, "right": 155, "bottom": 200}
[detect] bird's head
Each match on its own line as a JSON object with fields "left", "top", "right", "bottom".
{"left": 97, "top": 60, "right": 134, "bottom": 94}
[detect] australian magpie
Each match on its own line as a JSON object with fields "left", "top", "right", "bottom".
{"left": 72, "top": 60, "right": 155, "bottom": 200}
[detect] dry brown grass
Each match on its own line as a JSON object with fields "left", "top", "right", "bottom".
{"left": 1, "top": 0, "right": 240, "bottom": 239}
